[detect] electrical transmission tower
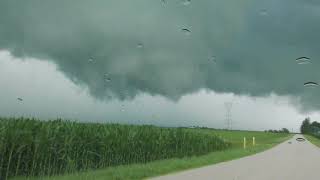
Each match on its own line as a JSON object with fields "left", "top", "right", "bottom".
{"left": 225, "top": 102, "right": 233, "bottom": 130}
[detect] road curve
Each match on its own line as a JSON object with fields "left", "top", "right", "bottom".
{"left": 151, "top": 135, "right": 320, "bottom": 180}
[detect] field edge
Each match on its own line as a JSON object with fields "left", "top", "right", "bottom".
{"left": 304, "top": 135, "right": 320, "bottom": 147}
{"left": 12, "top": 133, "right": 293, "bottom": 180}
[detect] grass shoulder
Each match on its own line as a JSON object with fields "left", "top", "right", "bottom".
{"left": 305, "top": 135, "right": 320, "bottom": 147}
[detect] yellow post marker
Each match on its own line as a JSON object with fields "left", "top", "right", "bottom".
{"left": 253, "top": 137, "right": 256, "bottom": 146}
{"left": 243, "top": 137, "right": 246, "bottom": 149}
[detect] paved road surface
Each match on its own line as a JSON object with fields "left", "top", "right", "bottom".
{"left": 151, "top": 135, "right": 320, "bottom": 180}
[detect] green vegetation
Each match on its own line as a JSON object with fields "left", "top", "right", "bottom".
{"left": 10, "top": 124, "right": 292, "bottom": 180}
{"left": 190, "top": 129, "right": 291, "bottom": 148}
{"left": 13, "top": 143, "right": 288, "bottom": 180}
{"left": 0, "top": 118, "right": 230, "bottom": 180}
{"left": 264, "top": 128, "right": 290, "bottom": 133}
{"left": 300, "top": 118, "right": 320, "bottom": 138}
{"left": 299, "top": 119, "right": 320, "bottom": 147}
{"left": 305, "top": 135, "right": 320, "bottom": 148}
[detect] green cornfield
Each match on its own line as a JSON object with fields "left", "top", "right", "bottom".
{"left": 0, "top": 118, "right": 231, "bottom": 179}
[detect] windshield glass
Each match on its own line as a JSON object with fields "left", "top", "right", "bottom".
{"left": 1, "top": 1, "right": 320, "bottom": 180}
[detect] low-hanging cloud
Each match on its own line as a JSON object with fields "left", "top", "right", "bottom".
{"left": 1, "top": 0, "right": 320, "bottom": 111}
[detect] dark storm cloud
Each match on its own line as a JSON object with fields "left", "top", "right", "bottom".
{"left": 1, "top": 0, "right": 320, "bottom": 111}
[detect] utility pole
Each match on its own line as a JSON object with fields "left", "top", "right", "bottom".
{"left": 225, "top": 102, "right": 233, "bottom": 130}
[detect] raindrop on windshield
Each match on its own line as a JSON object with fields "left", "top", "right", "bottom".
{"left": 208, "top": 56, "right": 217, "bottom": 63}
{"left": 182, "top": 0, "right": 191, "bottom": 6}
{"left": 297, "top": 61, "right": 311, "bottom": 65}
{"left": 105, "top": 78, "right": 111, "bottom": 82}
{"left": 296, "top": 137, "right": 305, "bottom": 142}
{"left": 17, "top": 98, "right": 23, "bottom": 101}
{"left": 296, "top": 57, "right": 311, "bottom": 65}
{"left": 120, "top": 104, "right": 125, "bottom": 112}
{"left": 181, "top": 28, "right": 191, "bottom": 36}
{"left": 88, "top": 58, "right": 94, "bottom": 63}
{"left": 304, "top": 82, "right": 319, "bottom": 88}
{"left": 296, "top": 57, "right": 310, "bottom": 61}
{"left": 259, "top": 9, "right": 268, "bottom": 16}
{"left": 104, "top": 74, "right": 111, "bottom": 82}
{"left": 137, "top": 43, "right": 144, "bottom": 49}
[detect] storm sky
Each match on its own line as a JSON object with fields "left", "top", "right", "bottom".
{"left": 1, "top": 0, "right": 320, "bottom": 132}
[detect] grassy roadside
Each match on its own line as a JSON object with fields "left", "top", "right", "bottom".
{"left": 305, "top": 135, "right": 320, "bottom": 147}
{"left": 13, "top": 132, "right": 292, "bottom": 180}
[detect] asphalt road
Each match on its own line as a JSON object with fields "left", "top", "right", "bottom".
{"left": 151, "top": 135, "right": 320, "bottom": 180}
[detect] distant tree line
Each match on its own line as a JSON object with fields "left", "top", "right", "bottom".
{"left": 300, "top": 118, "right": 320, "bottom": 138}
{"left": 265, "top": 128, "right": 290, "bottom": 133}
{"left": 190, "top": 126, "right": 217, "bottom": 130}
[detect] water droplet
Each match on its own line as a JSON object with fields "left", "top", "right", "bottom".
{"left": 88, "top": 58, "right": 94, "bottom": 63}
{"left": 296, "top": 57, "right": 311, "bottom": 65}
{"left": 208, "top": 56, "right": 217, "bottom": 63}
{"left": 120, "top": 105, "right": 125, "bottom": 112}
{"left": 181, "top": 28, "right": 191, "bottom": 36}
{"left": 304, "top": 82, "right": 319, "bottom": 88}
{"left": 104, "top": 74, "right": 111, "bottom": 82}
{"left": 296, "top": 137, "right": 305, "bottom": 142}
{"left": 161, "top": 0, "right": 166, "bottom": 5}
{"left": 297, "top": 61, "right": 311, "bottom": 65}
{"left": 105, "top": 78, "right": 111, "bottom": 82}
{"left": 17, "top": 98, "right": 23, "bottom": 101}
{"left": 259, "top": 9, "right": 268, "bottom": 16}
{"left": 137, "top": 43, "right": 144, "bottom": 48}
{"left": 182, "top": 0, "right": 191, "bottom": 6}
{"left": 296, "top": 57, "right": 310, "bottom": 61}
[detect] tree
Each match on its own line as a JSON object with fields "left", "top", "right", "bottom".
{"left": 311, "top": 121, "right": 320, "bottom": 129}
{"left": 281, "top": 128, "right": 290, "bottom": 133}
{"left": 300, "top": 118, "right": 311, "bottom": 134}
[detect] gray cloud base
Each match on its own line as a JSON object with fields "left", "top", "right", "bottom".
{"left": 1, "top": 0, "right": 320, "bottom": 111}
